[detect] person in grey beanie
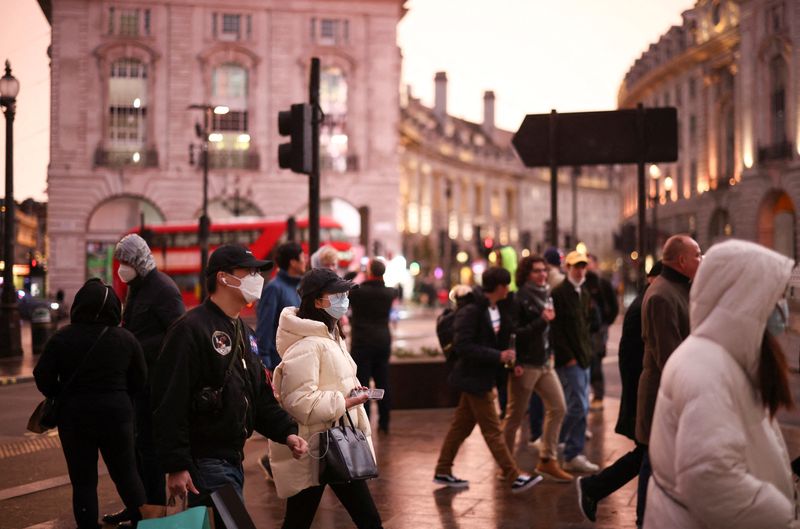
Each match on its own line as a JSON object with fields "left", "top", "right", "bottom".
{"left": 102, "top": 234, "right": 185, "bottom": 526}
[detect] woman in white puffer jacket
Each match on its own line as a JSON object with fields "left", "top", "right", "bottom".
{"left": 269, "top": 268, "right": 383, "bottom": 529}
{"left": 645, "top": 239, "right": 797, "bottom": 528}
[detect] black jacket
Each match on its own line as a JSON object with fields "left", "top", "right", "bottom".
{"left": 550, "top": 279, "right": 593, "bottom": 368}
{"left": 34, "top": 278, "right": 147, "bottom": 403}
{"left": 151, "top": 299, "right": 298, "bottom": 473}
{"left": 513, "top": 283, "right": 551, "bottom": 366}
{"left": 615, "top": 287, "right": 647, "bottom": 440}
{"left": 585, "top": 271, "right": 619, "bottom": 327}
{"left": 349, "top": 279, "right": 397, "bottom": 352}
{"left": 448, "top": 287, "right": 511, "bottom": 394}
{"left": 122, "top": 268, "right": 185, "bottom": 367}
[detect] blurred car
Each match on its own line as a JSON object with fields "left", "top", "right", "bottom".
{"left": 16, "top": 291, "right": 63, "bottom": 321}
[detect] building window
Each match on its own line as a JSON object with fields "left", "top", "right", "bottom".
{"left": 766, "top": 2, "right": 785, "bottom": 33}
{"left": 212, "top": 13, "right": 251, "bottom": 41}
{"left": 310, "top": 18, "right": 349, "bottom": 45}
{"left": 677, "top": 166, "right": 684, "bottom": 200}
{"left": 320, "top": 66, "right": 351, "bottom": 172}
{"left": 675, "top": 84, "right": 682, "bottom": 106}
{"left": 690, "top": 160, "right": 697, "bottom": 197}
{"left": 108, "top": 59, "right": 147, "bottom": 149}
{"left": 769, "top": 55, "right": 787, "bottom": 145}
{"left": 689, "top": 114, "right": 696, "bottom": 142}
{"left": 210, "top": 63, "right": 251, "bottom": 166}
{"left": 688, "top": 77, "right": 696, "bottom": 99}
{"left": 108, "top": 7, "right": 151, "bottom": 37}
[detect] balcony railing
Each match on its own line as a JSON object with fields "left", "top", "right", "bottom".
{"left": 208, "top": 150, "right": 259, "bottom": 170}
{"left": 757, "top": 140, "right": 793, "bottom": 162}
{"left": 94, "top": 146, "right": 158, "bottom": 168}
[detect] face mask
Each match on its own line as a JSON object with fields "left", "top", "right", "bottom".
{"left": 224, "top": 273, "right": 264, "bottom": 304}
{"left": 118, "top": 264, "right": 137, "bottom": 283}
{"left": 766, "top": 299, "right": 789, "bottom": 337}
{"left": 323, "top": 292, "right": 349, "bottom": 320}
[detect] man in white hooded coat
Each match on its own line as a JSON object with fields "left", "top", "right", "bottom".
{"left": 644, "top": 239, "right": 798, "bottom": 528}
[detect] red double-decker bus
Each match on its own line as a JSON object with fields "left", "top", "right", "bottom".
{"left": 112, "top": 216, "right": 352, "bottom": 307}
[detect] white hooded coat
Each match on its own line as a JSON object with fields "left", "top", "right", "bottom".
{"left": 268, "top": 306, "right": 373, "bottom": 499}
{"left": 644, "top": 240, "right": 797, "bottom": 529}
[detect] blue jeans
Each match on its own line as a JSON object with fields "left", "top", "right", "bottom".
{"left": 190, "top": 458, "right": 245, "bottom": 505}
{"left": 556, "top": 364, "right": 590, "bottom": 461}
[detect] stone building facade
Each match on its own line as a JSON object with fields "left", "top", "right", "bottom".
{"left": 400, "top": 72, "right": 622, "bottom": 284}
{"left": 618, "top": 0, "right": 799, "bottom": 260}
{"left": 46, "top": 0, "right": 404, "bottom": 299}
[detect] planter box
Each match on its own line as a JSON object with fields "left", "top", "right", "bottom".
{"left": 389, "top": 357, "right": 460, "bottom": 409}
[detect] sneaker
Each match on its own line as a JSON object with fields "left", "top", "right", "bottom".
{"left": 433, "top": 473, "right": 470, "bottom": 488}
{"left": 535, "top": 459, "right": 573, "bottom": 482}
{"left": 257, "top": 453, "right": 274, "bottom": 480}
{"left": 511, "top": 473, "right": 543, "bottom": 494}
{"left": 576, "top": 476, "right": 598, "bottom": 522}
{"left": 563, "top": 455, "right": 600, "bottom": 474}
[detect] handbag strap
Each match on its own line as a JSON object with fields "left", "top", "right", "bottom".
{"left": 59, "top": 326, "right": 110, "bottom": 396}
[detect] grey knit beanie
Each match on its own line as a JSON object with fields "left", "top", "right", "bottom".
{"left": 114, "top": 234, "right": 156, "bottom": 277}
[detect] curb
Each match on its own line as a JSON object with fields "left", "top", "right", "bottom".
{"left": 0, "top": 375, "right": 35, "bottom": 386}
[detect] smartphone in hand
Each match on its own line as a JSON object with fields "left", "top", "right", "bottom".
{"left": 350, "top": 388, "right": 385, "bottom": 400}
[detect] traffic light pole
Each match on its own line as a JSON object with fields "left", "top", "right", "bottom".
{"left": 308, "top": 58, "right": 321, "bottom": 256}
{"left": 636, "top": 103, "right": 647, "bottom": 289}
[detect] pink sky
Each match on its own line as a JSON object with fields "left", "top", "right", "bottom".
{"left": 1, "top": 0, "right": 695, "bottom": 202}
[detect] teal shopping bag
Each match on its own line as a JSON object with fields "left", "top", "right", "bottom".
{"left": 138, "top": 506, "right": 212, "bottom": 529}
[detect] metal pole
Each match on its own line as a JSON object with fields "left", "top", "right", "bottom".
{"left": 308, "top": 58, "right": 321, "bottom": 256}
{"left": 0, "top": 81, "right": 21, "bottom": 356}
{"left": 199, "top": 108, "right": 210, "bottom": 300}
{"left": 571, "top": 166, "right": 578, "bottom": 248}
{"left": 652, "top": 178, "right": 659, "bottom": 258}
{"left": 636, "top": 103, "right": 647, "bottom": 288}
{"left": 549, "top": 109, "right": 558, "bottom": 247}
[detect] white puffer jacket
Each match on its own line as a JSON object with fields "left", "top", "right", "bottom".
{"left": 645, "top": 240, "right": 798, "bottom": 529}
{"left": 268, "top": 307, "right": 373, "bottom": 499}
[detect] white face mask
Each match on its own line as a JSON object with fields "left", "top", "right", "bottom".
{"left": 118, "top": 264, "right": 137, "bottom": 283}
{"left": 223, "top": 273, "right": 264, "bottom": 304}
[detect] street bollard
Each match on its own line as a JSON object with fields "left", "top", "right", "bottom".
{"left": 31, "top": 307, "right": 55, "bottom": 355}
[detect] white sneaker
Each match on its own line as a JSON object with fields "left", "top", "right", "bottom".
{"left": 528, "top": 437, "right": 544, "bottom": 453}
{"left": 563, "top": 454, "right": 599, "bottom": 473}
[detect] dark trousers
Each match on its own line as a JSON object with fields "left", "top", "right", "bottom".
{"left": 528, "top": 392, "right": 544, "bottom": 440}
{"left": 135, "top": 388, "right": 166, "bottom": 505}
{"left": 637, "top": 448, "right": 651, "bottom": 526}
{"left": 282, "top": 481, "right": 383, "bottom": 529}
{"left": 353, "top": 347, "right": 391, "bottom": 431}
{"left": 580, "top": 442, "right": 645, "bottom": 502}
{"left": 590, "top": 353, "right": 605, "bottom": 400}
{"left": 59, "top": 396, "right": 145, "bottom": 529}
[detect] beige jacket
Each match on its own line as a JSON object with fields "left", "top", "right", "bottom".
{"left": 268, "top": 307, "right": 373, "bottom": 499}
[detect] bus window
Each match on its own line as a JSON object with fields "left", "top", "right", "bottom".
{"left": 173, "top": 232, "right": 195, "bottom": 248}
{"left": 322, "top": 227, "right": 346, "bottom": 242}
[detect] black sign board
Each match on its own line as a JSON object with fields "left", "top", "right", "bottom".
{"left": 512, "top": 108, "right": 678, "bottom": 167}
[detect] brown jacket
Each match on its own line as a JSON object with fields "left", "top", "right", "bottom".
{"left": 635, "top": 265, "right": 691, "bottom": 445}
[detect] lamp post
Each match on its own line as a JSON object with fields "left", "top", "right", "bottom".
{"left": 649, "top": 164, "right": 661, "bottom": 258}
{"left": 188, "top": 104, "right": 228, "bottom": 300}
{"left": 0, "top": 60, "right": 21, "bottom": 357}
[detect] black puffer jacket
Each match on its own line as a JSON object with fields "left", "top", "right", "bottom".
{"left": 513, "top": 283, "right": 551, "bottom": 366}
{"left": 123, "top": 269, "right": 185, "bottom": 367}
{"left": 349, "top": 279, "right": 397, "bottom": 352}
{"left": 34, "top": 278, "right": 147, "bottom": 401}
{"left": 448, "top": 287, "right": 511, "bottom": 394}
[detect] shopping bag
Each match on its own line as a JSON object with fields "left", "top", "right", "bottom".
{"left": 210, "top": 484, "right": 257, "bottom": 529}
{"left": 138, "top": 506, "right": 213, "bottom": 529}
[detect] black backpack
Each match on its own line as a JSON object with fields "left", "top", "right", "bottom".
{"left": 436, "top": 307, "right": 457, "bottom": 361}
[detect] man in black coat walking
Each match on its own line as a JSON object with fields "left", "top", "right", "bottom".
{"left": 104, "top": 234, "right": 185, "bottom": 524}
{"left": 349, "top": 259, "right": 397, "bottom": 432}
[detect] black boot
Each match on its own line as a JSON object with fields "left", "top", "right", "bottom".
{"left": 101, "top": 508, "right": 132, "bottom": 525}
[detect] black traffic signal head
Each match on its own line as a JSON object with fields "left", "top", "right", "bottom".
{"left": 278, "top": 103, "right": 313, "bottom": 174}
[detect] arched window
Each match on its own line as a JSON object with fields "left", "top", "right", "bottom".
{"left": 320, "top": 66, "right": 350, "bottom": 172}
{"left": 769, "top": 55, "right": 787, "bottom": 145}
{"left": 717, "top": 71, "right": 735, "bottom": 185}
{"left": 211, "top": 63, "right": 250, "bottom": 154}
{"left": 108, "top": 59, "right": 147, "bottom": 162}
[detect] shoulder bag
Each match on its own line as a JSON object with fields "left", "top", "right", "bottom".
{"left": 28, "top": 326, "right": 109, "bottom": 433}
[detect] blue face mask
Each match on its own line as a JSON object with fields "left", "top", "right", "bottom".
{"left": 766, "top": 299, "right": 789, "bottom": 337}
{"left": 323, "top": 292, "right": 349, "bottom": 320}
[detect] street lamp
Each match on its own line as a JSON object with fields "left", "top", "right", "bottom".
{"left": 0, "top": 60, "right": 21, "bottom": 357}
{"left": 188, "top": 104, "right": 228, "bottom": 300}
{"left": 649, "top": 164, "right": 661, "bottom": 258}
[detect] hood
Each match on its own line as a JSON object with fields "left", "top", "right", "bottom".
{"left": 690, "top": 239, "right": 793, "bottom": 380}
{"left": 114, "top": 234, "right": 156, "bottom": 277}
{"left": 275, "top": 306, "right": 334, "bottom": 358}
{"left": 70, "top": 278, "right": 122, "bottom": 325}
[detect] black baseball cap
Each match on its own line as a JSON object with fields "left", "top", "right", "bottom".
{"left": 206, "top": 244, "right": 273, "bottom": 276}
{"left": 298, "top": 268, "right": 357, "bottom": 298}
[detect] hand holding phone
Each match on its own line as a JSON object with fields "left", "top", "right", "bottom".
{"left": 350, "top": 388, "right": 385, "bottom": 400}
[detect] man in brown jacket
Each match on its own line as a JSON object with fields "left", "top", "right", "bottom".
{"left": 635, "top": 234, "right": 701, "bottom": 523}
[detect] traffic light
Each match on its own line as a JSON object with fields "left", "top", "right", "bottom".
{"left": 277, "top": 103, "right": 313, "bottom": 174}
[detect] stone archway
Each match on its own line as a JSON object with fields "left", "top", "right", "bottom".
{"left": 757, "top": 189, "right": 796, "bottom": 259}
{"left": 85, "top": 195, "right": 165, "bottom": 283}
{"left": 708, "top": 207, "right": 733, "bottom": 245}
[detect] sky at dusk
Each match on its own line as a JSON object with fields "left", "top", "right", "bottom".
{"left": 1, "top": 0, "right": 695, "bottom": 202}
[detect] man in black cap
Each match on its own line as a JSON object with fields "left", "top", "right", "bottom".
{"left": 151, "top": 244, "right": 308, "bottom": 504}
